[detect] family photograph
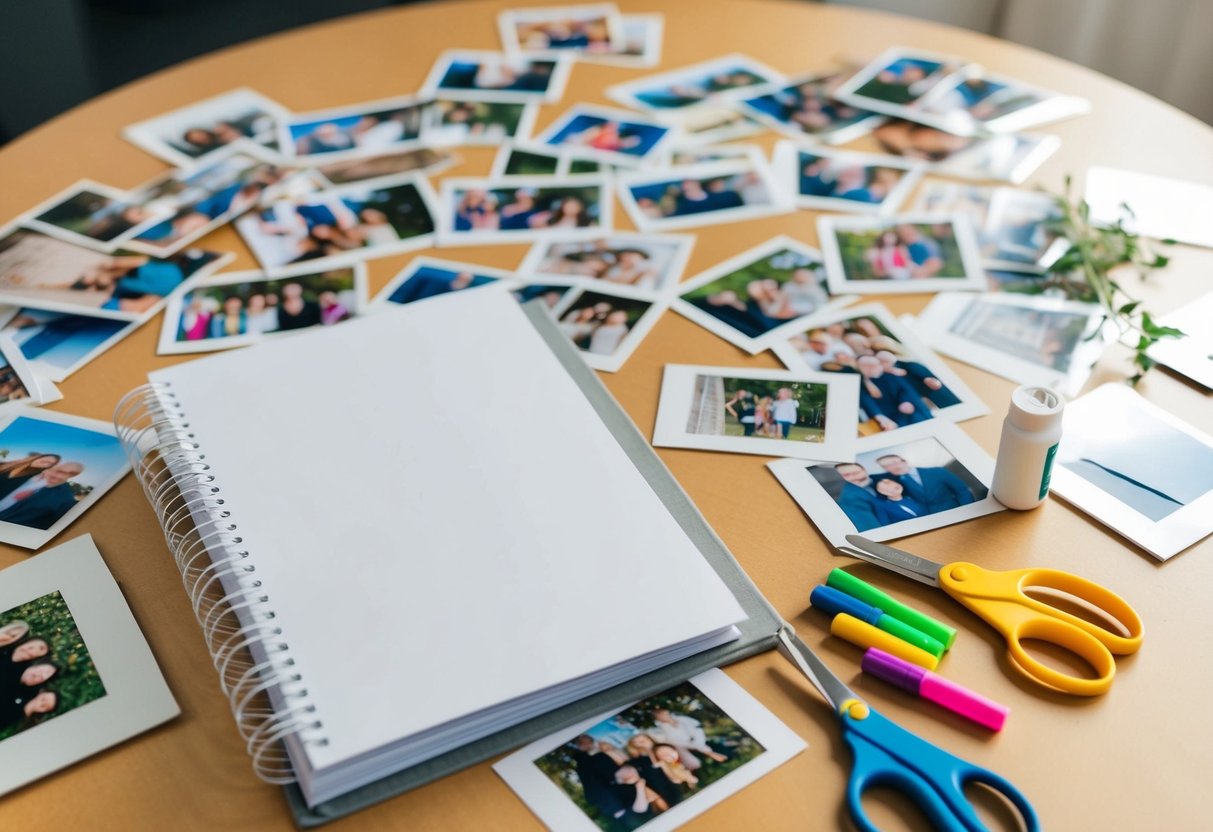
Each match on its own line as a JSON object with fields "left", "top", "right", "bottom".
{"left": 742, "top": 71, "right": 876, "bottom": 138}
{"left": 533, "top": 681, "right": 765, "bottom": 832}
{"left": 688, "top": 376, "right": 828, "bottom": 442}
{"left": 556, "top": 291, "right": 651, "bottom": 356}
{"left": 796, "top": 151, "right": 914, "bottom": 207}
{"left": 31, "top": 187, "right": 158, "bottom": 246}
{"left": 287, "top": 99, "right": 425, "bottom": 157}
{"left": 173, "top": 270, "right": 358, "bottom": 343}
{"left": 831, "top": 220, "right": 968, "bottom": 282}
{"left": 453, "top": 183, "right": 602, "bottom": 232}
{"left": 628, "top": 168, "right": 774, "bottom": 221}
{"left": 531, "top": 237, "right": 684, "bottom": 291}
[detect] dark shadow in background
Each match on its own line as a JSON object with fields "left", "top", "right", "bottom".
{"left": 0, "top": 0, "right": 415, "bottom": 145}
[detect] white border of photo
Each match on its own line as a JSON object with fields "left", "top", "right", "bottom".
{"left": 817, "top": 212, "right": 987, "bottom": 295}
{"left": 653, "top": 363, "right": 860, "bottom": 460}
{"left": 767, "top": 419, "right": 1004, "bottom": 546}
{"left": 673, "top": 235, "right": 856, "bottom": 354}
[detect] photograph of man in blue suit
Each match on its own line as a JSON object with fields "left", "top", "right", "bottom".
{"left": 0, "top": 462, "right": 84, "bottom": 530}
{"left": 876, "top": 453, "right": 975, "bottom": 511}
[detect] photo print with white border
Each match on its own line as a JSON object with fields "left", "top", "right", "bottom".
{"left": 489, "top": 142, "right": 604, "bottom": 178}
{"left": 493, "top": 668, "right": 806, "bottom": 832}
{"left": 0, "top": 307, "right": 141, "bottom": 383}
{"left": 605, "top": 54, "right": 785, "bottom": 114}
{"left": 1050, "top": 383, "right": 1213, "bottom": 561}
{"left": 0, "top": 332, "right": 61, "bottom": 412}
{"left": 277, "top": 93, "right": 430, "bottom": 163}
{"left": 817, "top": 212, "right": 986, "bottom": 295}
{"left": 617, "top": 159, "right": 791, "bottom": 233}
{"left": 672, "top": 235, "right": 855, "bottom": 354}
{"left": 769, "top": 301, "right": 988, "bottom": 449}
{"left": 497, "top": 3, "right": 627, "bottom": 60}
{"left": 830, "top": 46, "right": 975, "bottom": 123}
{"left": 868, "top": 120, "right": 1060, "bottom": 184}
{"left": 546, "top": 285, "right": 667, "bottom": 372}
{"left": 915, "top": 71, "right": 1090, "bottom": 136}
{"left": 158, "top": 262, "right": 368, "bottom": 355}
{"left": 736, "top": 69, "right": 885, "bottom": 145}
{"left": 533, "top": 104, "right": 678, "bottom": 167}
{"left": 310, "top": 146, "right": 459, "bottom": 187}
{"left": 374, "top": 256, "right": 519, "bottom": 308}
{"left": 421, "top": 50, "right": 573, "bottom": 104}
{"left": 772, "top": 142, "right": 924, "bottom": 215}
{"left": 19, "top": 180, "right": 171, "bottom": 254}
{"left": 437, "top": 175, "right": 612, "bottom": 246}
{"left": 653, "top": 364, "right": 860, "bottom": 461}
{"left": 517, "top": 232, "right": 695, "bottom": 295}
{"left": 768, "top": 419, "right": 1003, "bottom": 545}
{"left": 121, "top": 88, "right": 289, "bottom": 168}
{"left": 912, "top": 292, "right": 1110, "bottom": 396}
{"left": 0, "top": 535, "right": 178, "bottom": 796}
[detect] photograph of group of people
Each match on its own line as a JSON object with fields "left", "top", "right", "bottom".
{"left": 555, "top": 290, "right": 653, "bottom": 358}
{"left": 675, "top": 237, "right": 840, "bottom": 350}
{"left": 0, "top": 229, "right": 228, "bottom": 320}
{"left": 0, "top": 309, "right": 132, "bottom": 383}
{"left": 284, "top": 97, "right": 426, "bottom": 159}
{"left": 501, "top": 6, "right": 622, "bottom": 55}
{"left": 424, "top": 100, "right": 536, "bottom": 146}
{"left": 236, "top": 174, "right": 436, "bottom": 269}
{"left": 521, "top": 234, "right": 691, "bottom": 292}
{"left": 446, "top": 180, "right": 605, "bottom": 239}
{"left": 425, "top": 51, "right": 568, "bottom": 103}
{"left": 532, "top": 682, "right": 764, "bottom": 831}
{"left": 810, "top": 436, "right": 988, "bottom": 531}
{"left": 778, "top": 144, "right": 922, "bottom": 213}
{"left": 122, "top": 88, "right": 284, "bottom": 168}
{"left": 608, "top": 55, "right": 780, "bottom": 112}
{"left": 0, "top": 414, "right": 128, "bottom": 547}
{"left": 621, "top": 161, "right": 782, "bottom": 231}
{"left": 27, "top": 184, "right": 163, "bottom": 250}
{"left": 166, "top": 268, "right": 361, "bottom": 352}
{"left": 0, "top": 592, "right": 105, "bottom": 743}
{"left": 819, "top": 214, "right": 983, "bottom": 294}
{"left": 781, "top": 308, "right": 978, "bottom": 435}
{"left": 739, "top": 70, "right": 879, "bottom": 142}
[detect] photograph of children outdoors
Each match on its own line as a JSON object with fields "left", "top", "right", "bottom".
{"left": 0, "top": 591, "right": 106, "bottom": 743}
{"left": 531, "top": 681, "right": 765, "bottom": 831}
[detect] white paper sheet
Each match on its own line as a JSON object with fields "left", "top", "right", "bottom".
{"left": 1085, "top": 166, "right": 1213, "bottom": 248}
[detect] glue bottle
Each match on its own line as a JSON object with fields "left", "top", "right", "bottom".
{"left": 991, "top": 385, "right": 1065, "bottom": 510}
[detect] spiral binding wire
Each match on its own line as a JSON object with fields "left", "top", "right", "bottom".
{"left": 115, "top": 384, "right": 329, "bottom": 783}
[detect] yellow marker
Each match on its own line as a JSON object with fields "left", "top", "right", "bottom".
{"left": 831, "top": 613, "right": 939, "bottom": 670}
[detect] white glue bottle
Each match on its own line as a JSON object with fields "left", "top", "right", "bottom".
{"left": 991, "top": 386, "right": 1066, "bottom": 510}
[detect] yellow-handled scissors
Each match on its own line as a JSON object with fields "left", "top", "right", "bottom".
{"left": 838, "top": 535, "right": 1144, "bottom": 696}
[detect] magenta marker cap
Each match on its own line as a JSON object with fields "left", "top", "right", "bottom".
{"left": 861, "top": 648, "right": 1010, "bottom": 732}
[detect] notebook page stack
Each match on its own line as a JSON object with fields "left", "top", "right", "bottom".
{"left": 146, "top": 285, "right": 746, "bottom": 807}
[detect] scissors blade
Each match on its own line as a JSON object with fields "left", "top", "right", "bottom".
{"left": 836, "top": 535, "right": 944, "bottom": 587}
{"left": 776, "top": 624, "right": 858, "bottom": 713}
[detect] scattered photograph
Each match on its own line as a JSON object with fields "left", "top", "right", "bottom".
{"left": 832, "top": 47, "right": 972, "bottom": 120}
{"left": 869, "top": 119, "right": 1060, "bottom": 184}
{"left": 235, "top": 172, "right": 439, "bottom": 270}
{"left": 769, "top": 302, "right": 988, "bottom": 445}
{"left": 673, "top": 106, "right": 766, "bottom": 146}
{"left": 493, "top": 668, "right": 805, "bottom": 832}
{"left": 653, "top": 364, "right": 859, "bottom": 460}
{"left": 376, "top": 257, "right": 515, "bottom": 307}
{"left": 421, "top": 99, "right": 539, "bottom": 146}
{"left": 1051, "top": 383, "right": 1213, "bottom": 560}
{"left": 490, "top": 142, "right": 601, "bottom": 178}
{"left": 548, "top": 287, "right": 665, "bottom": 372}
{"left": 672, "top": 235, "right": 852, "bottom": 353}
{"left": 422, "top": 50, "right": 572, "bottom": 103}
{"left": 498, "top": 4, "right": 626, "bottom": 59}
{"left": 0, "top": 227, "right": 230, "bottom": 321}
{"left": 773, "top": 142, "right": 923, "bottom": 214}
{"left": 768, "top": 420, "right": 1003, "bottom": 544}
{"left": 1147, "top": 291, "right": 1213, "bottom": 390}
{"left": 124, "top": 146, "right": 298, "bottom": 256}
{"left": 121, "top": 88, "right": 288, "bottom": 168}
{"left": 21, "top": 181, "right": 168, "bottom": 252}
{"left": 917, "top": 71, "right": 1090, "bottom": 135}
{"left": 0, "top": 411, "right": 130, "bottom": 549}
{"left": 0, "top": 590, "right": 105, "bottom": 742}
{"left": 279, "top": 94, "right": 428, "bottom": 161}
{"left": 617, "top": 160, "right": 790, "bottom": 233}
{"left": 661, "top": 143, "right": 766, "bottom": 168}
{"left": 311, "top": 146, "right": 457, "bottom": 186}
{"left": 0, "top": 535, "right": 178, "bottom": 796}
{"left": 914, "top": 292, "right": 1110, "bottom": 395}
{"left": 0, "top": 333, "right": 60, "bottom": 411}
{"left": 514, "top": 282, "right": 577, "bottom": 310}
{"left": 606, "top": 54, "right": 784, "bottom": 113}
{"left": 0, "top": 308, "right": 139, "bottom": 383}
{"left": 535, "top": 104, "right": 676, "bottom": 167}
{"left": 817, "top": 213, "right": 986, "bottom": 295}
{"left": 517, "top": 233, "right": 694, "bottom": 294}
{"left": 591, "top": 13, "right": 664, "bottom": 68}
{"left": 438, "top": 176, "right": 611, "bottom": 245}
{"left": 737, "top": 69, "right": 884, "bottom": 144}
{"left": 158, "top": 263, "right": 367, "bottom": 355}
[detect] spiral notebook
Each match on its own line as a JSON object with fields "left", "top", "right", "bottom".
{"left": 115, "top": 286, "right": 780, "bottom": 825}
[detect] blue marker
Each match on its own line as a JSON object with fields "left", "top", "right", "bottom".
{"left": 810, "top": 585, "right": 946, "bottom": 658}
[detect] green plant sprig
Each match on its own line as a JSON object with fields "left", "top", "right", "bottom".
{"left": 1044, "top": 175, "right": 1184, "bottom": 385}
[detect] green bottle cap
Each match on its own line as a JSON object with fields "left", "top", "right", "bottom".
{"left": 827, "top": 568, "right": 958, "bottom": 651}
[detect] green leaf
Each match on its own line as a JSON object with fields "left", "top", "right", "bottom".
{"left": 1151, "top": 255, "right": 1170, "bottom": 268}
{"left": 1118, "top": 301, "right": 1141, "bottom": 316}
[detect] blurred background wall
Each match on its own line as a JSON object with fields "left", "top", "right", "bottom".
{"left": 1, "top": 0, "right": 1210, "bottom": 145}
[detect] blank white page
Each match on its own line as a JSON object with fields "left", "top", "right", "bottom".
{"left": 150, "top": 286, "right": 746, "bottom": 770}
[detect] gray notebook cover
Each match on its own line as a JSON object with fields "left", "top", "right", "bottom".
{"left": 283, "top": 300, "right": 782, "bottom": 827}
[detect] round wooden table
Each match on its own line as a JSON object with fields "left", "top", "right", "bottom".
{"left": 2, "top": 0, "right": 1211, "bottom": 829}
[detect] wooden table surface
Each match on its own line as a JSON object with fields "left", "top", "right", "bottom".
{"left": 2, "top": 0, "right": 1211, "bottom": 829}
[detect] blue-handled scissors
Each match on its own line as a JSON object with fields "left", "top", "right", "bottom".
{"left": 776, "top": 625, "right": 1039, "bottom": 832}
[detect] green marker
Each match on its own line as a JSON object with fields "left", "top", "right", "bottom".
{"left": 827, "top": 568, "right": 958, "bottom": 651}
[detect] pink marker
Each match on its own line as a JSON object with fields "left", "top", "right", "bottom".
{"left": 861, "top": 648, "right": 1010, "bottom": 732}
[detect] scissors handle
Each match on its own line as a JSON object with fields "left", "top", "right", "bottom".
{"left": 841, "top": 703, "right": 1040, "bottom": 832}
